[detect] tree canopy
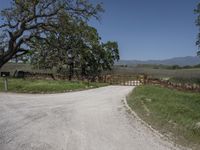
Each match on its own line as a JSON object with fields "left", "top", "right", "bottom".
{"left": 0, "top": 0, "right": 103, "bottom": 68}
{"left": 0, "top": 0, "right": 119, "bottom": 80}
{"left": 30, "top": 12, "right": 119, "bottom": 80}
{"left": 195, "top": 2, "right": 200, "bottom": 56}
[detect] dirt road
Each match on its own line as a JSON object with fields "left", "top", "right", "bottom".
{"left": 0, "top": 86, "right": 186, "bottom": 150}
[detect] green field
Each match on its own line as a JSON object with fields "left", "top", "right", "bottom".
{"left": 127, "top": 85, "right": 200, "bottom": 149}
{"left": 0, "top": 78, "right": 108, "bottom": 93}
{"left": 113, "top": 66, "right": 200, "bottom": 79}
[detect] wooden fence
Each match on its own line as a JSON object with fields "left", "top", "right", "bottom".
{"left": 100, "top": 75, "right": 144, "bottom": 86}
{"left": 147, "top": 78, "right": 200, "bottom": 92}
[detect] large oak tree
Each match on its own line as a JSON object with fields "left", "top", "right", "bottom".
{"left": 0, "top": 0, "right": 103, "bottom": 68}
{"left": 30, "top": 13, "right": 119, "bottom": 80}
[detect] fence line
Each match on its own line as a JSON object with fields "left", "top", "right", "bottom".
{"left": 147, "top": 78, "right": 200, "bottom": 92}
{"left": 100, "top": 75, "right": 143, "bottom": 86}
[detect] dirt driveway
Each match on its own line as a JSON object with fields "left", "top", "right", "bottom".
{"left": 0, "top": 86, "right": 186, "bottom": 150}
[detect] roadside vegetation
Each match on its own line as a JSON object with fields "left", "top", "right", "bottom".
{"left": 127, "top": 85, "right": 200, "bottom": 149}
{"left": 169, "top": 77, "right": 200, "bottom": 84}
{"left": 0, "top": 78, "right": 108, "bottom": 94}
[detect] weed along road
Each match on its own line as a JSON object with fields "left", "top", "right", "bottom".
{"left": 0, "top": 86, "right": 186, "bottom": 150}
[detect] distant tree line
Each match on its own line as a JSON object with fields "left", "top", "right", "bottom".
{"left": 0, "top": 0, "right": 119, "bottom": 81}
{"left": 167, "top": 64, "right": 200, "bottom": 70}
{"left": 117, "top": 64, "right": 200, "bottom": 70}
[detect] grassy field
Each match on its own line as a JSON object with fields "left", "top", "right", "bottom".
{"left": 0, "top": 78, "right": 108, "bottom": 93}
{"left": 113, "top": 66, "right": 200, "bottom": 79}
{"left": 127, "top": 85, "right": 200, "bottom": 149}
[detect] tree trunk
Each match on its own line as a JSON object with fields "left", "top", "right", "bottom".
{"left": 0, "top": 40, "right": 17, "bottom": 69}
{"left": 68, "top": 63, "right": 74, "bottom": 81}
{"left": 0, "top": 52, "right": 16, "bottom": 69}
{"left": 81, "top": 65, "right": 87, "bottom": 80}
{"left": 0, "top": 58, "right": 7, "bottom": 69}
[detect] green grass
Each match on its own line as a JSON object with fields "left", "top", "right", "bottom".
{"left": 0, "top": 78, "right": 108, "bottom": 93}
{"left": 169, "top": 77, "right": 200, "bottom": 84}
{"left": 127, "top": 85, "right": 200, "bottom": 149}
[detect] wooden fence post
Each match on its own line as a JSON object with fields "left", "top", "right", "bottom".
{"left": 4, "top": 77, "right": 8, "bottom": 92}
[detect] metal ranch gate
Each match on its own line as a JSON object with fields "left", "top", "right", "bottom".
{"left": 103, "top": 75, "right": 144, "bottom": 86}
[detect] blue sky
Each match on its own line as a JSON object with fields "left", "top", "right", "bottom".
{"left": 0, "top": 0, "right": 199, "bottom": 60}
{"left": 90, "top": 0, "right": 199, "bottom": 60}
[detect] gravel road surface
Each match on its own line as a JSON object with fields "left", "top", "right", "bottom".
{"left": 0, "top": 86, "right": 186, "bottom": 150}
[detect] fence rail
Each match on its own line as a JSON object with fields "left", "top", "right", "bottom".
{"left": 101, "top": 75, "right": 144, "bottom": 86}
{"left": 147, "top": 78, "right": 200, "bottom": 92}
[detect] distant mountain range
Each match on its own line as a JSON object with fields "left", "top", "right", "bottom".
{"left": 115, "top": 56, "right": 200, "bottom": 67}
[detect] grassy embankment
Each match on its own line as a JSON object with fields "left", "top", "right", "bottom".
{"left": 127, "top": 85, "right": 200, "bottom": 149}
{"left": 0, "top": 78, "right": 108, "bottom": 93}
